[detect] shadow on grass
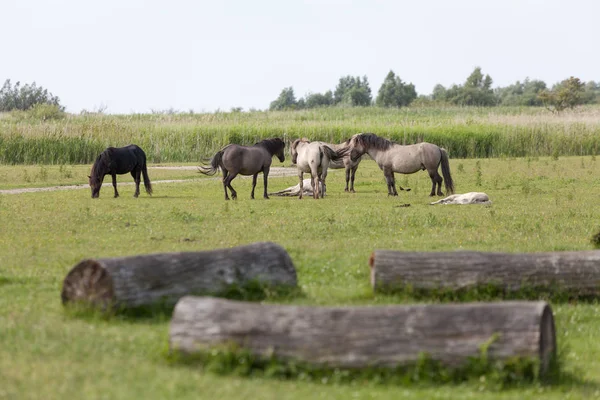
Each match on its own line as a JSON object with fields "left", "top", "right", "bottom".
{"left": 374, "top": 282, "right": 600, "bottom": 304}
{"left": 165, "top": 343, "right": 598, "bottom": 391}
{"left": 63, "top": 282, "right": 305, "bottom": 324}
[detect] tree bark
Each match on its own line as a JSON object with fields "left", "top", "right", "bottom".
{"left": 61, "top": 242, "right": 297, "bottom": 310}
{"left": 169, "top": 296, "right": 556, "bottom": 376}
{"left": 370, "top": 250, "right": 600, "bottom": 297}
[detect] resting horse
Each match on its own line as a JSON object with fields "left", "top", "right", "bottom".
{"left": 88, "top": 144, "right": 152, "bottom": 198}
{"left": 322, "top": 139, "right": 362, "bottom": 193}
{"left": 199, "top": 138, "right": 285, "bottom": 200}
{"left": 290, "top": 138, "right": 347, "bottom": 199}
{"left": 349, "top": 133, "right": 454, "bottom": 197}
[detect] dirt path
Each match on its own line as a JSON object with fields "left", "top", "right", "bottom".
{"left": 0, "top": 166, "right": 298, "bottom": 195}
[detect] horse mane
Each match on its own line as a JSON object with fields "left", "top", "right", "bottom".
{"left": 255, "top": 138, "right": 285, "bottom": 154}
{"left": 356, "top": 133, "right": 393, "bottom": 151}
{"left": 90, "top": 150, "right": 110, "bottom": 184}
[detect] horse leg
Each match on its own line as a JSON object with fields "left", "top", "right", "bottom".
{"left": 383, "top": 168, "right": 397, "bottom": 196}
{"left": 131, "top": 170, "right": 141, "bottom": 198}
{"left": 224, "top": 172, "right": 238, "bottom": 200}
{"left": 344, "top": 167, "right": 350, "bottom": 192}
{"left": 221, "top": 169, "right": 230, "bottom": 200}
{"left": 429, "top": 170, "right": 444, "bottom": 196}
{"left": 112, "top": 174, "right": 119, "bottom": 198}
{"left": 251, "top": 173, "right": 258, "bottom": 199}
{"left": 320, "top": 169, "right": 328, "bottom": 198}
{"left": 350, "top": 165, "right": 358, "bottom": 193}
{"left": 298, "top": 171, "right": 304, "bottom": 200}
{"left": 263, "top": 168, "right": 270, "bottom": 199}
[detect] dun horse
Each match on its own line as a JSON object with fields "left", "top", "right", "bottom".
{"left": 349, "top": 133, "right": 454, "bottom": 197}
{"left": 199, "top": 138, "right": 285, "bottom": 200}
{"left": 88, "top": 144, "right": 153, "bottom": 198}
{"left": 323, "top": 139, "right": 362, "bottom": 193}
{"left": 290, "top": 138, "right": 347, "bottom": 199}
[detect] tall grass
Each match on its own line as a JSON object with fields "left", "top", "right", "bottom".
{"left": 1, "top": 105, "right": 599, "bottom": 164}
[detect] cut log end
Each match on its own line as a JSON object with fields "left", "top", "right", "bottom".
{"left": 61, "top": 259, "right": 115, "bottom": 309}
{"left": 539, "top": 303, "right": 557, "bottom": 376}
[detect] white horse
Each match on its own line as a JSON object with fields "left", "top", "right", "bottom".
{"left": 269, "top": 178, "right": 323, "bottom": 197}
{"left": 430, "top": 192, "right": 491, "bottom": 205}
{"left": 323, "top": 140, "right": 362, "bottom": 193}
{"left": 290, "top": 138, "right": 346, "bottom": 199}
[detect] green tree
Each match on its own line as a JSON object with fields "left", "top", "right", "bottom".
{"left": 496, "top": 78, "right": 547, "bottom": 106}
{"left": 582, "top": 81, "right": 600, "bottom": 104}
{"left": 375, "top": 70, "right": 417, "bottom": 107}
{"left": 445, "top": 67, "right": 497, "bottom": 106}
{"left": 305, "top": 90, "right": 333, "bottom": 108}
{"left": 0, "top": 79, "right": 64, "bottom": 111}
{"left": 431, "top": 84, "right": 448, "bottom": 102}
{"left": 538, "top": 76, "right": 585, "bottom": 112}
{"left": 334, "top": 75, "right": 372, "bottom": 106}
{"left": 269, "top": 87, "right": 298, "bottom": 110}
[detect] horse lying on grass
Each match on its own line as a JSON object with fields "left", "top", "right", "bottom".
{"left": 88, "top": 144, "right": 152, "bottom": 198}
{"left": 269, "top": 179, "right": 324, "bottom": 197}
{"left": 430, "top": 192, "right": 491, "bottom": 205}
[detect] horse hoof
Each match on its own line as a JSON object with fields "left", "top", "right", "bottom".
{"left": 350, "top": 189, "right": 355, "bottom": 193}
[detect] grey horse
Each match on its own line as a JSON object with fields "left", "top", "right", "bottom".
{"left": 349, "top": 133, "right": 454, "bottom": 197}
{"left": 199, "top": 138, "right": 285, "bottom": 200}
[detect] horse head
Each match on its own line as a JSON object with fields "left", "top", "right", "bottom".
{"left": 290, "top": 138, "right": 309, "bottom": 164}
{"left": 274, "top": 138, "right": 286, "bottom": 163}
{"left": 349, "top": 134, "right": 367, "bottom": 162}
{"left": 88, "top": 174, "right": 102, "bottom": 198}
{"left": 88, "top": 154, "right": 105, "bottom": 198}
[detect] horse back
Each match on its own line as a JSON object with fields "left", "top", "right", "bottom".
{"left": 105, "top": 144, "right": 146, "bottom": 174}
{"left": 221, "top": 144, "right": 272, "bottom": 175}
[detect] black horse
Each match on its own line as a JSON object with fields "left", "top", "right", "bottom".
{"left": 199, "top": 138, "right": 285, "bottom": 200}
{"left": 88, "top": 144, "right": 153, "bottom": 198}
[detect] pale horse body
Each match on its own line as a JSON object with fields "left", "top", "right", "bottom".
{"left": 349, "top": 133, "right": 454, "bottom": 197}
{"left": 290, "top": 138, "right": 345, "bottom": 199}
{"left": 430, "top": 192, "right": 491, "bottom": 205}
{"left": 323, "top": 140, "right": 362, "bottom": 192}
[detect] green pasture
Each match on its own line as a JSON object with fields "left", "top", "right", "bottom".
{"left": 1, "top": 155, "right": 600, "bottom": 399}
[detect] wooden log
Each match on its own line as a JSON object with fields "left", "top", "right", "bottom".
{"left": 169, "top": 297, "right": 556, "bottom": 376}
{"left": 370, "top": 250, "right": 600, "bottom": 297}
{"left": 61, "top": 242, "right": 297, "bottom": 310}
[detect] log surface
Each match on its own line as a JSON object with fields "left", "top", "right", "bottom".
{"left": 61, "top": 242, "right": 297, "bottom": 309}
{"left": 370, "top": 250, "right": 600, "bottom": 296}
{"left": 169, "top": 297, "right": 556, "bottom": 375}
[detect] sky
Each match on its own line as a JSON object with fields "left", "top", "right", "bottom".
{"left": 2, "top": 0, "right": 599, "bottom": 114}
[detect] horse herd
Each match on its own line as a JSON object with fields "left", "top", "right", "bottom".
{"left": 87, "top": 133, "right": 455, "bottom": 201}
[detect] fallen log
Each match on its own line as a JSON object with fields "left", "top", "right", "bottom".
{"left": 370, "top": 250, "right": 600, "bottom": 297}
{"left": 61, "top": 242, "right": 297, "bottom": 310}
{"left": 169, "top": 297, "right": 556, "bottom": 376}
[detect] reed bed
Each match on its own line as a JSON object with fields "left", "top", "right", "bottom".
{"left": 1, "top": 106, "right": 599, "bottom": 164}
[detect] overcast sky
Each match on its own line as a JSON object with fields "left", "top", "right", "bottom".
{"left": 2, "top": 0, "right": 598, "bottom": 114}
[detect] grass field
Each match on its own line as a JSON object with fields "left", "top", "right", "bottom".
{"left": 1, "top": 154, "right": 600, "bottom": 399}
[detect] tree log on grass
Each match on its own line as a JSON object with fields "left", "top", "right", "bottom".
{"left": 169, "top": 296, "right": 556, "bottom": 377}
{"left": 61, "top": 242, "right": 297, "bottom": 310}
{"left": 369, "top": 250, "right": 600, "bottom": 298}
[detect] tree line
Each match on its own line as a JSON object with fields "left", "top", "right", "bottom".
{"left": 270, "top": 67, "right": 600, "bottom": 112}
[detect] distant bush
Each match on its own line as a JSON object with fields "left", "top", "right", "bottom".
{"left": 0, "top": 79, "right": 64, "bottom": 112}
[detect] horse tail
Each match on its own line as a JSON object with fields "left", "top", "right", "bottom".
{"left": 321, "top": 145, "right": 343, "bottom": 161}
{"left": 199, "top": 150, "right": 223, "bottom": 176}
{"left": 141, "top": 161, "right": 152, "bottom": 195}
{"left": 440, "top": 148, "right": 455, "bottom": 194}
